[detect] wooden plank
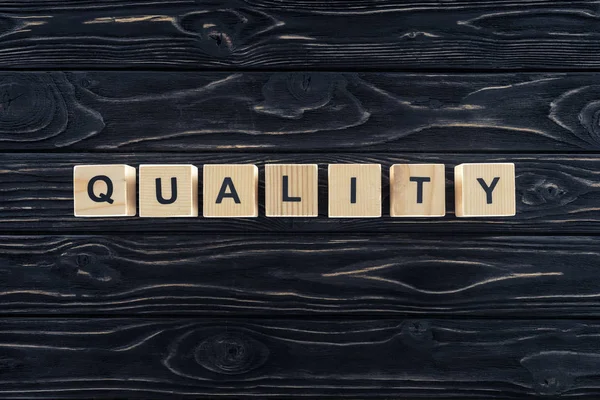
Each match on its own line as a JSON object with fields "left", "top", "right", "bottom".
{"left": 0, "top": 317, "right": 596, "bottom": 398}
{"left": 0, "top": 234, "right": 599, "bottom": 317}
{"left": 1, "top": 152, "right": 599, "bottom": 233}
{"left": 3, "top": 71, "right": 600, "bottom": 151}
{"left": 0, "top": 1, "right": 599, "bottom": 70}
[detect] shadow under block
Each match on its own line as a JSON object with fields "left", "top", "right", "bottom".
{"left": 265, "top": 164, "right": 318, "bottom": 217}
{"left": 73, "top": 164, "right": 136, "bottom": 217}
{"left": 139, "top": 165, "right": 198, "bottom": 217}
{"left": 203, "top": 164, "right": 258, "bottom": 218}
{"left": 328, "top": 164, "right": 381, "bottom": 218}
{"left": 390, "top": 164, "right": 446, "bottom": 217}
{"left": 455, "top": 163, "right": 516, "bottom": 217}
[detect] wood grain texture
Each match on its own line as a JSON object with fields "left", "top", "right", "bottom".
{"left": 390, "top": 164, "right": 446, "bottom": 217}
{"left": 0, "top": 234, "right": 599, "bottom": 317}
{"left": 0, "top": 317, "right": 597, "bottom": 398}
{"left": 455, "top": 163, "right": 516, "bottom": 218}
{"left": 264, "top": 164, "right": 318, "bottom": 217}
{"left": 4, "top": 72, "right": 600, "bottom": 151}
{"left": 1, "top": 152, "right": 599, "bottom": 233}
{"left": 139, "top": 164, "right": 198, "bottom": 217}
{"left": 0, "top": 1, "right": 599, "bottom": 70}
{"left": 203, "top": 164, "right": 258, "bottom": 218}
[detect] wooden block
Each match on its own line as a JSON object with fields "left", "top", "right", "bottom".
{"left": 203, "top": 164, "right": 258, "bottom": 218}
{"left": 73, "top": 164, "right": 136, "bottom": 217}
{"left": 455, "top": 163, "right": 516, "bottom": 217}
{"left": 265, "top": 164, "right": 318, "bottom": 217}
{"left": 390, "top": 164, "right": 445, "bottom": 217}
{"left": 328, "top": 164, "right": 381, "bottom": 218}
{"left": 139, "top": 164, "right": 198, "bottom": 217}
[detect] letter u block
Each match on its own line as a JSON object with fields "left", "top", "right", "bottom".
{"left": 454, "top": 163, "right": 516, "bottom": 217}
{"left": 265, "top": 164, "right": 318, "bottom": 217}
{"left": 73, "top": 164, "right": 137, "bottom": 217}
{"left": 139, "top": 164, "right": 198, "bottom": 217}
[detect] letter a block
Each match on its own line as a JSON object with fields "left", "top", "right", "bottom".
{"left": 265, "top": 164, "right": 318, "bottom": 217}
{"left": 390, "top": 164, "right": 446, "bottom": 217}
{"left": 454, "top": 163, "right": 516, "bottom": 217}
{"left": 203, "top": 164, "right": 258, "bottom": 217}
{"left": 73, "top": 165, "right": 136, "bottom": 217}
{"left": 328, "top": 164, "right": 381, "bottom": 218}
{"left": 139, "top": 165, "right": 198, "bottom": 217}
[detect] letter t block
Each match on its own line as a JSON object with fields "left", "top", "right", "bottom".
{"left": 73, "top": 164, "right": 137, "bottom": 217}
{"left": 390, "top": 164, "right": 445, "bottom": 217}
{"left": 454, "top": 163, "right": 516, "bottom": 217}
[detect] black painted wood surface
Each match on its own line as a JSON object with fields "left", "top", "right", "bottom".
{"left": 0, "top": 1, "right": 600, "bottom": 70}
{"left": 2, "top": 71, "right": 600, "bottom": 151}
{"left": 1, "top": 153, "right": 598, "bottom": 233}
{"left": 2, "top": 1, "right": 600, "bottom": 398}
{"left": 0, "top": 318, "right": 594, "bottom": 398}
{"left": 0, "top": 234, "right": 598, "bottom": 317}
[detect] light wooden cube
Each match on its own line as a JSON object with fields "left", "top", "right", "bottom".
{"left": 74, "top": 164, "right": 137, "bottom": 217}
{"left": 139, "top": 164, "right": 198, "bottom": 217}
{"left": 203, "top": 164, "right": 258, "bottom": 217}
{"left": 390, "top": 164, "right": 445, "bottom": 217}
{"left": 328, "top": 164, "right": 381, "bottom": 218}
{"left": 455, "top": 163, "right": 516, "bottom": 217}
{"left": 265, "top": 164, "right": 318, "bottom": 217}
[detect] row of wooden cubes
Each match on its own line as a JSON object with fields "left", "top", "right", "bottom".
{"left": 74, "top": 163, "right": 516, "bottom": 218}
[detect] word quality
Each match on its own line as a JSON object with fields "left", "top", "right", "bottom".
{"left": 73, "top": 163, "right": 516, "bottom": 218}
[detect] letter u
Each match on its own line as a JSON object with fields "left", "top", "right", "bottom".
{"left": 156, "top": 177, "right": 178, "bottom": 204}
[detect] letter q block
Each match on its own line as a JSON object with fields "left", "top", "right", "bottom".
{"left": 203, "top": 164, "right": 258, "bottom": 217}
{"left": 454, "top": 163, "right": 516, "bottom": 217}
{"left": 139, "top": 165, "right": 198, "bottom": 217}
{"left": 73, "top": 164, "right": 136, "bottom": 217}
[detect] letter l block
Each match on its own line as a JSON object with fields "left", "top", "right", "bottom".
{"left": 265, "top": 164, "right": 318, "bottom": 217}
{"left": 73, "top": 164, "right": 136, "bottom": 217}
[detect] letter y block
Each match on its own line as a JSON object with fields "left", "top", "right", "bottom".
{"left": 454, "top": 163, "right": 516, "bottom": 217}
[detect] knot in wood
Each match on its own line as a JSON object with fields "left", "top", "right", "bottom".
{"left": 519, "top": 173, "right": 575, "bottom": 207}
{"left": 195, "top": 331, "right": 269, "bottom": 375}
{"left": 56, "top": 244, "right": 121, "bottom": 287}
{"left": 178, "top": 11, "right": 238, "bottom": 56}
{"left": 579, "top": 100, "right": 600, "bottom": 145}
{"left": 178, "top": 8, "right": 279, "bottom": 58}
{"left": 532, "top": 371, "right": 571, "bottom": 396}
{"left": 0, "top": 76, "right": 58, "bottom": 141}
{"left": 401, "top": 320, "right": 433, "bottom": 348}
{"left": 255, "top": 73, "right": 350, "bottom": 119}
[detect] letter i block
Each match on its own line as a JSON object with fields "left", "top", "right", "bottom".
{"left": 454, "top": 163, "right": 516, "bottom": 217}
{"left": 139, "top": 165, "right": 198, "bottom": 217}
{"left": 328, "top": 164, "right": 381, "bottom": 218}
{"left": 390, "top": 164, "right": 446, "bottom": 217}
{"left": 203, "top": 164, "right": 258, "bottom": 217}
{"left": 265, "top": 164, "right": 318, "bottom": 217}
{"left": 74, "top": 165, "right": 137, "bottom": 217}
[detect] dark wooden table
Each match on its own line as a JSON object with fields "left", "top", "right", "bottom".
{"left": 1, "top": 1, "right": 600, "bottom": 398}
